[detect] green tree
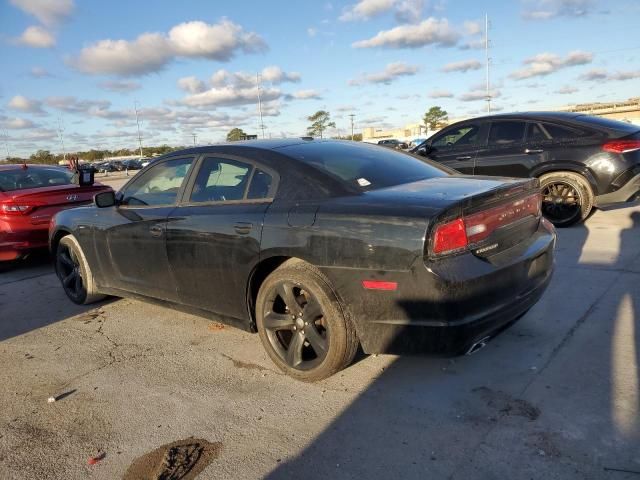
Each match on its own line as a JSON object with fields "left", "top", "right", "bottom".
{"left": 307, "top": 110, "right": 336, "bottom": 139}
{"left": 226, "top": 128, "right": 248, "bottom": 142}
{"left": 29, "top": 149, "right": 55, "bottom": 164}
{"left": 423, "top": 106, "right": 448, "bottom": 130}
{"left": 333, "top": 133, "right": 363, "bottom": 141}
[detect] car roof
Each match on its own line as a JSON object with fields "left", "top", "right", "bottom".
{"left": 164, "top": 138, "right": 335, "bottom": 157}
{"left": 454, "top": 111, "right": 591, "bottom": 123}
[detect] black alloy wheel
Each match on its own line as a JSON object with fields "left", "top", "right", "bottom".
{"left": 262, "top": 281, "right": 329, "bottom": 371}
{"left": 541, "top": 181, "right": 582, "bottom": 225}
{"left": 55, "top": 242, "right": 86, "bottom": 303}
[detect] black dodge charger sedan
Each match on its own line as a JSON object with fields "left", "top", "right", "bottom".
{"left": 50, "top": 140, "right": 556, "bottom": 381}
{"left": 412, "top": 113, "right": 640, "bottom": 226}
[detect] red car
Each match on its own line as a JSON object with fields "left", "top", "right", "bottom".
{"left": 0, "top": 164, "right": 112, "bottom": 261}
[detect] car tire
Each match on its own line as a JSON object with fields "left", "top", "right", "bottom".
{"left": 539, "top": 171, "right": 593, "bottom": 227}
{"left": 256, "top": 259, "right": 359, "bottom": 382}
{"left": 55, "top": 235, "right": 105, "bottom": 305}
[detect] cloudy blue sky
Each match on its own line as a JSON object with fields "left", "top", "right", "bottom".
{"left": 1, "top": 0, "right": 639, "bottom": 157}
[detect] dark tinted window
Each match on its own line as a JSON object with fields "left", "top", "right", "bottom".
{"left": 542, "top": 123, "right": 583, "bottom": 140}
{"left": 190, "top": 158, "right": 252, "bottom": 202}
{"left": 527, "top": 123, "right": 550, "bottom": 142}
{"left": 572, "top": 115, "right": 640, "bottom": 133}
{"left": 281, "top": 141, "right": 448, "bottom": 191}
{"left": 122, "top": 157, "right": 193, "bottom": 206}
{"left": 247, "top": 169, "right": 273, "bottom": 199}
{"left": 488, "top": 121, "right": 526, "bottom": 145}
{"left": 432, "top": 124, "right": 480, "bottom": 148}
{"left": 0, "top": 167, "right": 73, "bottom": 192}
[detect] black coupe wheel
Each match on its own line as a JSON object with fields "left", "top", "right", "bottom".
{"left": 539, "top": 172, "right": 593, "bottom": 227}
{"left": 256, "top": 260, "right": 358, "bottom": 381}
{"left": 55, "top": 235, "right": 105, "bottom": 305}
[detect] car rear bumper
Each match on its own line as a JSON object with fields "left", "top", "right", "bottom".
{"left": 322, "top": 220, "right": 556, "bottom": 355}
{"left": 0, "top": 221, "right": 48, "bottom": 261}
{"left": 594, "top": 171, "right": 640, "bottom": 207}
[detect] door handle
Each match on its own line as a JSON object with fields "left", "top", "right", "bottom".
{"left": 234, "top": 222, "right": 253, "bottom": 235}
{"left": 456, "top": 155, "right": 472, "bottom": 160}
{"left": 149, "top": 225, "right": 164, "bottom": 237}
{"left": 525, "top": 148, "right": 544, "bottom": 154}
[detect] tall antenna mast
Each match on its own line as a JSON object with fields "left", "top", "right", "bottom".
{"left": 192, "top": 133, "right": 198, "bottom": 146}
{"left": 57, "top": 116, "right": 67, "bottom": 162}
{"left": 485, "top": 13, "right": 491, "bottom": 113}
{"left": 256, "top": 73, "right": 265, "bottom": 139}
{"left": 349, "top": 113, "right": 355, "bottom": 140}
{"left": 134, "top": 101, "right": 144, "bottom": 158}
{"left": 2, "top": 128, "right": 10, "bottom": 160}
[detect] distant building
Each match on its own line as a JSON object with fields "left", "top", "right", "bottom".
{"left": 362, "top": 123, "right": 428, "bottom": 144}
{"left": 556, "top": 97, "right": 640, "bottom": 125}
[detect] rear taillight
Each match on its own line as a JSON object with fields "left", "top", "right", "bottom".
{"left": 1, "top": 203, "right": 35, "bottom": 215}
{"left": 602, "top": 140, "right": 640, "bottom": 153}
{"left": 431, "top": 193, "right": 541, "bottom": 256}
{"left": 433, "top": 218, "right": 467, "bottom": 255}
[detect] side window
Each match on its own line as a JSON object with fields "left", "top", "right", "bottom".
{"left": 432, "top": 124, "right": 480, "bottom": 148}
{"left": 247, "top": 169, "right": 273, "bottom": 199}
{"left": 488, "top": 121, "right": 526, "bottom": 146}
{"left": 527, "top": 123, "right": 551, "bottom": 142}
{"left": 190, "top": 158, "right": 253, "bottom": 203}
{"left": 541, "top": 123, "right": 584, "bottom": 140}
{"left": 121, "top": 157, "right": 193, "bottom": 206}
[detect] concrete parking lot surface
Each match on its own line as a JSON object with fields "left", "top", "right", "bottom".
{"left": 1, "top": 180, "right": 639, "bottom": 478}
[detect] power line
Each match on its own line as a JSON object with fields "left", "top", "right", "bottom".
{"left": 2, "top": 128, "right": 10, "bottom": 159}
{"left": 57, "top": 116, "right": 67, "bottom": 162}
{"left": 192, "top": 133, "right": 198, "bottom": 146}
{"left": 485, "top": 13, "right": 491, "bottom": 113}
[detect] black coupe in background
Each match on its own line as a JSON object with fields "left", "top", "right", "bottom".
{"left": 412, "top": 113, "right": 640, "bottom": 226}
{"left": 50, "top": 140, "right": 555, "bottom": 381}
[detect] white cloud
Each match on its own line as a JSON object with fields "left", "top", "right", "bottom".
{"left": 352, "top": 18, "right": 460, "bottom": 49}
{"left": 459, "top": 88, "right": 501, "bottom": 102}
{"left": 8, "top": 95, "right": 45, "bottom": 113}
{"left": 70, "top": 20, "right": 267, "bottom": 76}
{"left": 522, "top": 0, "right": 596, "bottom": 20}
{"left": 3, "top": 117, "right": 37, "bottom": 129}
{"left": 29, "top": 66, "right": 52, "bottom": 78}
{"left": 15, "top": 25, "right": 55, "bottom": 48}
{"left": 509, "top": 50, "right": 593, "bottom": 79}
{"left": 349, "top": 62, "right": 419, "bottom": 85}
{"left": 441, "top": 59, "right": 481, "bottom": 73}
{"left": 579, "top": 69, "right": 640, "bottom": 81}
{"left": 99, "top": 80, "right": 141, "bottom": 93}
{"left": 307, "top": 27, "right": 318, "bottom": 37}
{"left": 555, "top": 85, "right": 578, "bottom": 94}
{"left": 168, "top": 20, "right": 266, "bottom": 60}
{"left": 339, "top": 0, "right": 395, "bottom": 21}
{"left": 10, "top": 0, "right": 74, "bottom": 26}
{"left": 289, "top": 90, "right": 323, "bottom": 100}
{"left": 394, "top": 0, "right": 424, "bottom": 23}
{"left": 178, "top": 76, "right": 207, "bottom": 94}
{"left": 428, "top": 89, "right": 454, "bottom": 98}
{"left": 45, "top": 96, "right": 110, "bottom": 113}
{"left": 261, "top": 66, "right": 301, "bottom": 84}
{"left": 463, "top": 20, "right": 482, "bottom": 35}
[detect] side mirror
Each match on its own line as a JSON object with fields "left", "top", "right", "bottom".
{"left": 95, "top": 190, "right": 116, "bottom": 208}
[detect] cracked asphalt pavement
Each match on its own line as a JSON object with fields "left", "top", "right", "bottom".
{"left": 1, "top": 198, "right": 639, "bottom": 479}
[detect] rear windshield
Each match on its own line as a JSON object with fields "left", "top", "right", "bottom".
{"left": 0, "top": 167, "right": 74, "bottom": 192}
{"left": 572, "top": 115, "right": 640, "bottom": 134}
{"left": 280, "top": 141, "right": 449, "bottom": 191}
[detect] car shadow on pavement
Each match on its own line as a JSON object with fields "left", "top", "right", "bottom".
{"left": 265, "top": 208, "right": 640, "bottom": 479}
{"left": 0, "top": 250, "right": 111, "bottom": 342}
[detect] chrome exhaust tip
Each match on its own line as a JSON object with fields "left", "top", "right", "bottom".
{"left": 465, "top": 336, "right": 491, "bottom": 355}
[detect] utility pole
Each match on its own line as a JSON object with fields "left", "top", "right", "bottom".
{"left": 134, "top": 100, "right": 144, "bottom": 158}
{"left": 485, "top": 13, "right": 491, "bottom": 113}
{"left": 57, "top": 116, "right": 67, "bottom": 162}
{"left": 192, "top": 133, "right": 198, "bottom": 146}
{"left": 348, "top": 114, "right": 355, "bottom": 140}
{"left": 256, "top": 73, "right": 265, "bottom": 139}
